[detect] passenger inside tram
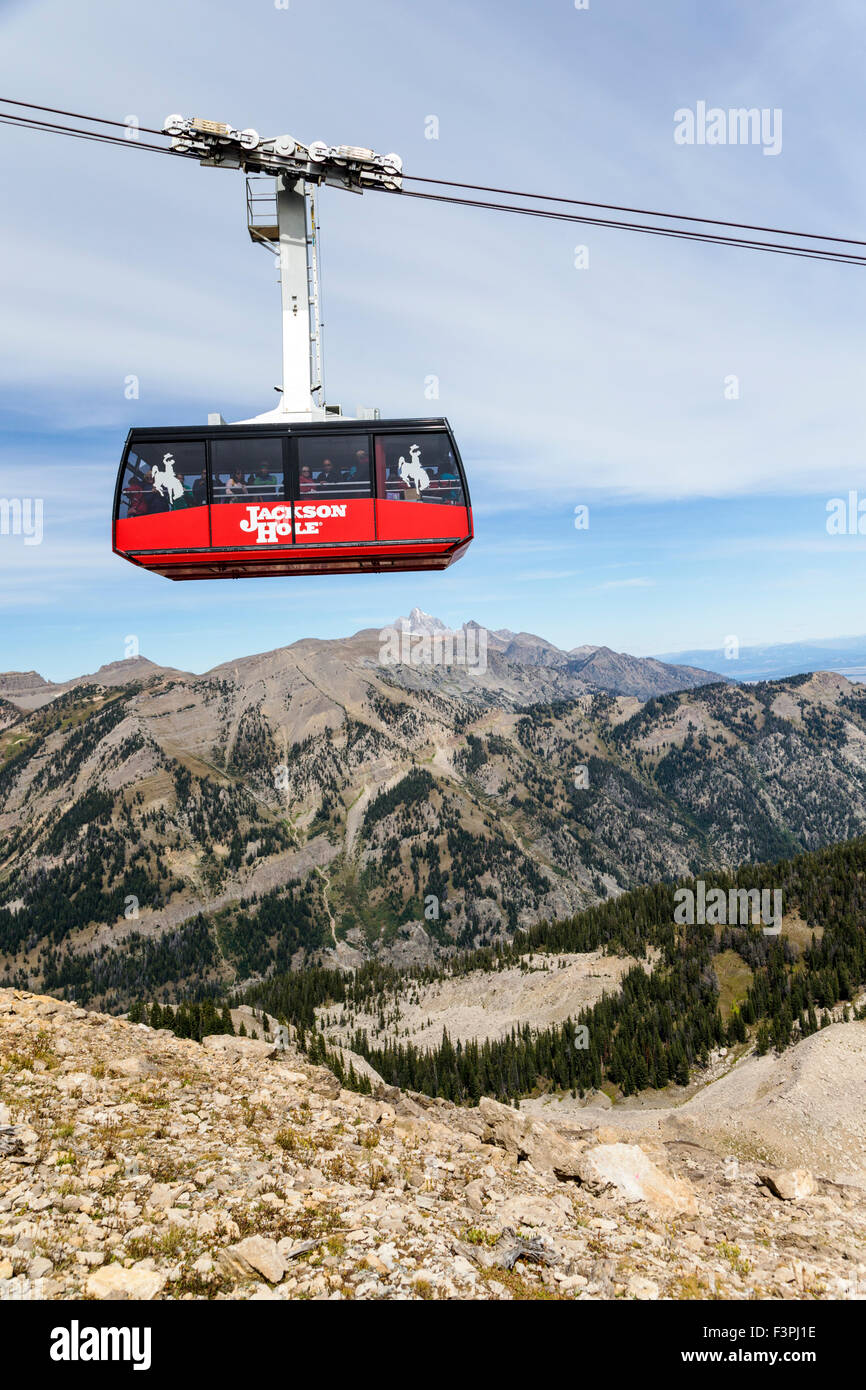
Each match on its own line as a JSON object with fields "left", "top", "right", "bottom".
{"left": 174, "top": 474, "right": 192, "bottom": 508}
{"left": 225, "top": 469, "right": 248, "bottom": 499}
{"left": 313, "top": 457, "right": 339, "bottom": 494}
{"left": 247, "top": 462, "right": 279, "bottom": 498}
{"left": 192, "top": 469, "right": 209, "bottom": 507}
{"left": 437, "top": 469, "right": 460, "bottom": 503}
{"left": 143, "top": 467, "right": 168, "bottom": 513}
{"left": 297, "top": 436, "right": 372, "bottom": 499}
{"left": 124, "top": 471, "right": 148, "bottom": 517}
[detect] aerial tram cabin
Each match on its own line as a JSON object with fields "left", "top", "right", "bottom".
{"left": 113, "top": 417, "right": 472, "bottom": 579}
{"left": 112, "top": 116, "right": 474, "bottom": 582}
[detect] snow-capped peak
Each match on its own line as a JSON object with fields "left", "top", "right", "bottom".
{"left": 392, "top": 608, "right": 452, "bottom": 635}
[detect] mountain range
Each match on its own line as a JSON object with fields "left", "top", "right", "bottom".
{"left": 658, "top": 633, "right": 866, "bottom": 684}
{"left": 3, "top": 610, "right": 724, "bottom": 710}
{"left": 2, "top": 612, "right": 866, "bottom": 1009}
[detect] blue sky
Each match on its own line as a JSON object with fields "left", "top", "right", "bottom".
{"left": 2, "top": 0, "right": 866, "bottom": 681}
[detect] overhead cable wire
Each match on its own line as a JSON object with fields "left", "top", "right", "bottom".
{"left": 400, "top": 172, "right": 866, "bottom": 252}
{"left": 0, "top": 111, "right": 176, "bottom": 157}
{"left": 4, "top": 95, "right": 862, "bottom": 253}
{"left": 395, "top": 187, "right": 866, "bottom": 267}
{"left": 2, "top": 96, "right": 864, "bottom": 266}
{"left": 0, "top": 95, "right": 168, "bottom": 138}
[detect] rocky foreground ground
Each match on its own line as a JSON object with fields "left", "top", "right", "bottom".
{"left": 1, "top": 988, "right": 865, "bottom": 1301}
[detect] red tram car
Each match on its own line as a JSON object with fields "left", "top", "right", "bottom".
{"left": 113, "top": 417, "right": 473, "bottom": 580}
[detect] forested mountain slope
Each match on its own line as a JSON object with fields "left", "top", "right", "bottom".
{"left": 0, "top": 623, "right": 864, "bottom": 1008}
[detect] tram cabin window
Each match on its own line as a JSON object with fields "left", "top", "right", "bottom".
{"left": 210, "top": 437, "right": 285, "bottom": 504}
{"left": 376, "top": 433, "right": 464, "bottom": 505}
{"left": 297, "top": 436, "right": 372, "bottom": 500}
{"left": 118, "top": 440, "right": 206, "bottom": 518}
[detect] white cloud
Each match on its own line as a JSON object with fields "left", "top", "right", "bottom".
{"left": 595, "top": 577, "right": 655, "bottom": 590}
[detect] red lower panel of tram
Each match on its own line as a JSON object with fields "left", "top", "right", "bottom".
{"left": 208, "top": 498, "right": 378, "bottom": 547}
{"left": 116, "top": 504, "right": 211, "bottom": 552}
{"left": 375, "top": 498, "right": 463, "bottom": 541}
{"left": 114, "top": 500, "right": 472, "bottom": 580}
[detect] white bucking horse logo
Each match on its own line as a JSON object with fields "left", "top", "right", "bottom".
{"left": 151, "top": 453, "right": 185, "bottom": 506}
{"left": 398, "top": 443, "right": 429, "bottom": 492}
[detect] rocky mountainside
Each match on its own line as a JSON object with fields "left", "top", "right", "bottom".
{"left": 2, "top": 987, "right": 864, "bottom": 1302}
{"left": 0, "top": 658, "right": 190, "bottom": 712}
{"left": 2, "top": 618, "right": 866, "bottom": 1008}
{"left": 567, "top": 644, "right": 723, "bottom": 701}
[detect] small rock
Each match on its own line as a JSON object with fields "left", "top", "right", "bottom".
{"left": 76, "top": 1250, "right": 105, "bottom": 1267}
{"left": 86, "top": 1263, "right": 166, "bottom": 1300}
{"left": 109, "top": 1055, "right": 154, "bottom": 1079}
{"left": 583, "top": 1090, "right": 613, "bottom": 1111}
{"left": 478, "top": 1097, "right": 584, "bottom": 1179}
{"left": 217, "top": 1235, "right": 286, "bottom": 1284}
{"left": 148, "top": 1184, "right": 176, "bottom": 1210}
{"left": 627, "top": 1275, "right": 659, "bottom": 1300}
{"left": 578, "top": 1143, "right": 698, "bottom": 1214}
{"left": 464, "top": 1178, "right": 486, "bottom": 1212}
{"left": 759, "top": 1169, "right": 816, "bottom": 1202}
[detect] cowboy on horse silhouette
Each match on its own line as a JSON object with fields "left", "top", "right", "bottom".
{"left": 151, "top": 453, "right": 185, "bottom": 507}
{"left": 397, "top": 443, "right": 430, "bottom": 493}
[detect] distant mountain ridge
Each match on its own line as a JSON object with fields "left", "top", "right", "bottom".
{"left": 658, "top": 634, "right": 866, "bottom": 684}
{"left": 0, "top": 613, "right": 725, "bottom": 711}
{"left": 0, "top": 657, "right": 191, "bottom": 711}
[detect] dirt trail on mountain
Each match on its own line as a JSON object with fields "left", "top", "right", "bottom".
{"left": 313, "top": 866, "right": 338, "bottom": 948}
